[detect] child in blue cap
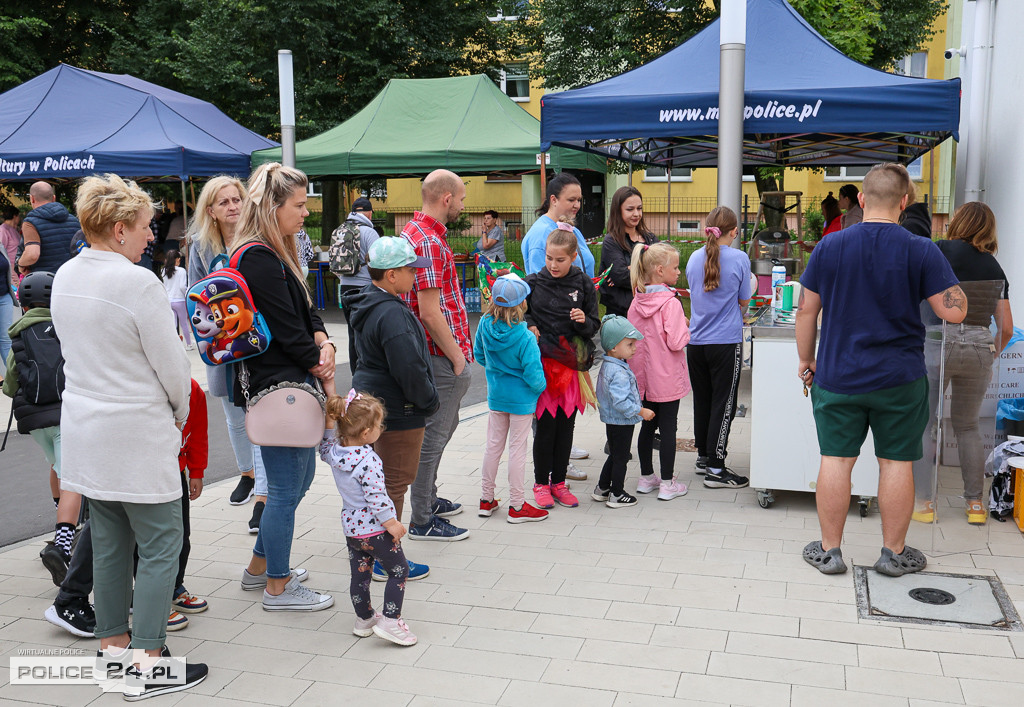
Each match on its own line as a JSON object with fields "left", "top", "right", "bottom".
{"left": 593, "top": 315, "right": 654, "bottom": 507}
{"left": 475, "top": 275, "right": 549, "bottom": 523}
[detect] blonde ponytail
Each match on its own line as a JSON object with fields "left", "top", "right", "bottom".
{"left": 630, "top": 242, "right": 679, "bottom": 293}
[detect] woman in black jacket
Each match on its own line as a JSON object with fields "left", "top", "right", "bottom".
{"left": 232, "top": 162, "right": 336, "bottom": 612}
{"left": 598, "top": 186, "right": 658, "bottom": 317}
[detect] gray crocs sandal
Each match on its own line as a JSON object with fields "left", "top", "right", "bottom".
{"left": 802, "top": 541, "right": 848, "bottom": 575}
{"left": 873, "top": 545, "right": 927, "bottom": 577}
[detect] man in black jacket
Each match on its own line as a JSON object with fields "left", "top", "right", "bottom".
{"left": 344, "top": 237, "right": 439, "bottom": 580}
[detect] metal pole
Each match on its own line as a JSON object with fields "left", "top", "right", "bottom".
{"left": 181, "top": 180, "right": 188, "bottom": 230}
{"left": 964, "top": 0, "right": 992, "bottom": 204}
{"left": 718, "top": 0, "right": 746, "bottom": 248}
{"left": 278, "top": 50, "right": 296, "bottom": 168}
{"left": 666, "top": 167, "right": 672, "bottom": 239}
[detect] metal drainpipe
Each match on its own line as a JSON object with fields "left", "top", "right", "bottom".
{"left": 963, "top": 0, "right": 993, "bottom": 204}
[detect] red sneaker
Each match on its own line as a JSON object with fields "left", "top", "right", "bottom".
{"left": 550, "top": 482, "right": 579, "bottom": 508}
{"left": 507, "top": 503, "right": 549, "bottom": 524}
{"left": 479, "top": 499, "right": 500, "bottom": 517}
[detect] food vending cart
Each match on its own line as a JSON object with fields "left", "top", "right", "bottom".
{"left": 748, "top": 307, "right": 879, "bottom": 513}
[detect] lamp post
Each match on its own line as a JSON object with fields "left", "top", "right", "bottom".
{"left": 718, "top": 0, "right": 746, "bottom": 246}
{"left": 278, "top": 50, "right": 296, "bottom": 168}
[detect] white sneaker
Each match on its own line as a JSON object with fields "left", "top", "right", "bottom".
{"left": 569, "top": 446, "right": 589, "bottom": 460}
{"left": 261, "top": 576, "right": 333, "bottom": 611}
{"left": 565, "top": 463, "right": 587, "bottom": 481}
{"left": 658, "top": 479, "right": 689, "bottom": 501}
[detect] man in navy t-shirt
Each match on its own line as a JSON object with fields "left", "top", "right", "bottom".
{"left": 795, "top": 163, "right": 966, "bottom": 578}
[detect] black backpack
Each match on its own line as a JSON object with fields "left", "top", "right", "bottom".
{"left": 18, "top": 320, "right": 65, "bottom": 405}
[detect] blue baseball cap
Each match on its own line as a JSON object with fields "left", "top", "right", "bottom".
{"left": 490, "top": 274, "right": 530, "bottom": 307}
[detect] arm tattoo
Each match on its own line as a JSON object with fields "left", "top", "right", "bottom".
{"left": 942, "top": 285, "right": 966, "bottom": 312}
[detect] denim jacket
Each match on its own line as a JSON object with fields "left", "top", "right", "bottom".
{"left": 596, "top": 355, "right": 642, "bottom": 425}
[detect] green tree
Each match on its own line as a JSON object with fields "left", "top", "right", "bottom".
{"left": 108, "top": 0, "right": 508, "bottom": 140}
{"left": 0, "top": 15, "right": 49, "bottom": 89}
{"left": 0, "top": 1, "right": 145, "bottom": 92}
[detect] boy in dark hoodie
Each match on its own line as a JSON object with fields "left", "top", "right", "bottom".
{"left": 342, "top": 237, "right": 440, "bottom": 581}
{"left": 3, "top": 271, "right": 83, "bottom": 587}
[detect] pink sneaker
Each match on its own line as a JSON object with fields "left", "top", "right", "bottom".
{"left": 533, "top": 483, "right": 555, "bottom": 509}
{"left": 353, "top": 610, "right": 382, "bottom": 637}
{"left": 550, "top": 482, "right": 579, "bottom": 508}
{"left": 373, "top": 616, "right": 417, "bottom": 646}
{"left": 657, "top": 479, "right": 688, "bottom": 501}
{"left": 636, "top": 475, "right": 660, "bottom": 494}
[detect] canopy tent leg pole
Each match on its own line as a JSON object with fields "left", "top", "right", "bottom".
{"left": 628, "top": 158, "right": 633, "bottom": 187}
{"left": 189, "top": 180, "right": 196, "bottom": 211}
{"left": 718, "top": 0, "right": 746, "bottom": 249}
{"left": 181, "top": 180, "right": 188, "bottom": 230}
{"left": 928, "top": 145, "right": 935, "bottom": 213}
{"left": 666, "top": 167, "right": 672, "bottom": 240}
{"left": 539, "top": 166, "right": 546, "bottom": 203}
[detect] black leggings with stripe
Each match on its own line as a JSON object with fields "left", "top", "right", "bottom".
{"left": 687, "top": 343, "right": 743, "bottom": 470}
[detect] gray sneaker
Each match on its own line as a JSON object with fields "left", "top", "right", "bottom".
{"left": 262, "top": 576, "right": 334, "bottom": 612}
{"left": 241, "top": 567, "right": 308, "bottom": 591}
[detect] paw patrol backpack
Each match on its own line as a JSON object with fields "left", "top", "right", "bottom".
{"left": 186, "top": 243, "right": 273, "bottom": 366}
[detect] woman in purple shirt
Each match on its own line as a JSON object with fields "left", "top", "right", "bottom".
{"left": 685, "top": 206, "right": 752, "bottom": 490}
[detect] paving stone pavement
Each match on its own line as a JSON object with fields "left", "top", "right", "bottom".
{"left": 1, "top": 321, "right": 1023, "bottom": 705}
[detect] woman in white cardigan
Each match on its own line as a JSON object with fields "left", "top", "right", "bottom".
{"left": 51, "top": 174, "right": 206, "bottom": 694}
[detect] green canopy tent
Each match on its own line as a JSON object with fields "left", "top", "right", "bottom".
{"left": 251, "top": 74, "right": 605, "bottom": 177}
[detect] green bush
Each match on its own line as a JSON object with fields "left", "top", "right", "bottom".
{"left": 803, "top": 205, "right": 824, "bottom": 241}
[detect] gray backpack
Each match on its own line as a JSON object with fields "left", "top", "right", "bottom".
{"left": 328, "top": 219, "right": 362, "bottom": 276}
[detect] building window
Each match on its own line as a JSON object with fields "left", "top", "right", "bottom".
{"left": 501, "top": 62, "right": 530, "bottom": 102}
{"left": 825, "top": 158, "right": 923, "bottom": 182}
{"left": 895, "top": 52, "right": 928, "bottom": 78}
{"left": 643, "top": 167, "right": 693, "bottom": 182}
{"left": 677, "top": 220, "right": 700, "bottom": 232}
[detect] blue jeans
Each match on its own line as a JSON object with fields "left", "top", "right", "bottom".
{"left": 0, "top": 292, "right": 13, "bottom": 365}
{"left": 252, "top": 445, "right": 316, "bottom": 578}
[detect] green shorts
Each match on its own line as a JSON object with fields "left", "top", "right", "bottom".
{"left": 810, "top": 377, "right": 929, "bottom": 461}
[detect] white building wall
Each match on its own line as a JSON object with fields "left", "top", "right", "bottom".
{"left": 982, "top": 1, "right": 1024, "bottom": 320}
{"left": 955, "top": 0, "right": 1024, "bottom": 320}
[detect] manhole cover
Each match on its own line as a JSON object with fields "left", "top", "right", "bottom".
{"left": 853, "top": 567, "right": 1022, "bottom": 631}
{"left": 909, "top": 587, "right": 956, "bottom": 605}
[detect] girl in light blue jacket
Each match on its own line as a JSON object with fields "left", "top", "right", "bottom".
{"left": 475, "top": 275, "right": 548, "bottom": 524}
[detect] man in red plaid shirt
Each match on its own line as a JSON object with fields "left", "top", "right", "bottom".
{"left": 401, "top": 169, "right": 473, "bottom": 541}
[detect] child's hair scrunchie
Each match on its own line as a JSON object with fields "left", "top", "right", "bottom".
{"left": 343, "top": 388, "right": 361, "bottom": 414}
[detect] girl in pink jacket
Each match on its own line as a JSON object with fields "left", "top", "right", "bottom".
{"left": 627, "top": 243, "right": 691, "bottom": 500}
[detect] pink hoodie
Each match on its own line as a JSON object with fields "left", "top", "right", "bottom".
{"left": 627, "top": 287, "right": 691, "bottom": 402}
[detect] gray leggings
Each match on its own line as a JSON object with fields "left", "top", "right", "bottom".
{"left": 913, "top": 328, "right": 995, "bottom": 501}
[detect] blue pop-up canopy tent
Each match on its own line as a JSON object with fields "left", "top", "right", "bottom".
{"left": 0, "top": 64, "right": 277, "bottom": 181}
{"left": 541, "top": 0, "right": 961, "bottom": 168}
